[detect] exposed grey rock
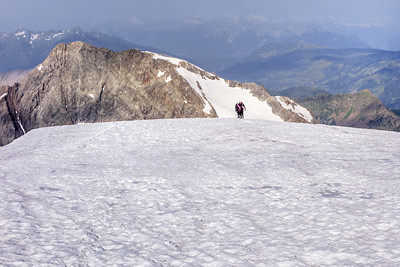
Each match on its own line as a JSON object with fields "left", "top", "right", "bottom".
{"left": 0, "top": 85, "right": 26, "bottom": 146}
{"left": 0, "top": 42, "right": 312, "bottom": 146}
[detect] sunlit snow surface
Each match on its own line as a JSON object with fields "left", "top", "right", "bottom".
{"left": 1, "top": 119, "right": 400, "bottom": 266}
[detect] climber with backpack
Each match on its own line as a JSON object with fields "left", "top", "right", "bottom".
{"left": 235, "top": 101, "right": 246, "bottom": 119}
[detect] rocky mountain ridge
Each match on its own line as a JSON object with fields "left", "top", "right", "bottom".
{"left": 295, "top": 89, "right": 400, "bottom": 131}
{"left": 0, "top": 42, "right": 313, "bottom": 146}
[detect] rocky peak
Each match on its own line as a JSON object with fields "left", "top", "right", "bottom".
{"left": 0, "top": 42, "right": 314, "bottom": 146}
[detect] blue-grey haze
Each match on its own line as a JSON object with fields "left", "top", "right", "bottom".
{"left": 1, "top": 0, "right": 399, "bottom": 31}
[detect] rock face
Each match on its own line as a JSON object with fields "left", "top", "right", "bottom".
{"left": 296, "top": 90, "right": 400, "bottom": 131}
{"left": 0, "top": 86, "right": 18, "bottom": 146}
{"left": 0, "top": 42, "right": 313, "bottom": 146}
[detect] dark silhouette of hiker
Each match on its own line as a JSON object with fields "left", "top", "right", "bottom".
{"left": 235, "top": 101, "right": 246, "bottom": 119}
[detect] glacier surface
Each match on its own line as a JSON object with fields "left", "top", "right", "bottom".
{"left": 0, "top": 118, "right": 399, "bottom": 266}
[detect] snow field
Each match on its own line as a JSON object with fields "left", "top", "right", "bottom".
{"left": 0, "top": 118, "right": 399, "bottom": 266}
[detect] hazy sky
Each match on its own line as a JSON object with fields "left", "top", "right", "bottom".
{"left": 1, "top": 0, "right": 399, "bottom": 31}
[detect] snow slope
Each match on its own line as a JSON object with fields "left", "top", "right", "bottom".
{"left": 176, "top": 67, "right": 282, "bottom": 121}
{"left": 147, "top": 52, "right": 312, "bottom": 122}
{"left": 0, "top": 119, "right": 399, "bottom": 266}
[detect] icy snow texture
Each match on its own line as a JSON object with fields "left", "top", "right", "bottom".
{"left": 0, "top": 119, "right": 399, "bottom": 266}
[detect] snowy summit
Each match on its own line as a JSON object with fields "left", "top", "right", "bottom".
{"left": 0, "top": 118, "right": 399, "bottom": 266}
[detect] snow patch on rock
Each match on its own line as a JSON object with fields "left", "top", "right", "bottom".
{"left": 146, "top": 52, "right": 183, "bottom": 66}
{"left": 15, "top": 31, "right": 25, "bottom": 37}
{"left": 276, "top": 96, "right": 313, "bottom": 123}
{"left": 157, "top": 70, "right": 165, "bottom": 78}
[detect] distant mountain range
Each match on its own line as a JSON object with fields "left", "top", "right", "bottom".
{"left": 0, "top": 27, "right": 169, "bottom": 73}
{"left": 220, "top": 42, "right": 400, "bottom": 110}
{"left": 1, "top": 26, "right": 399, "bottom": 133}
{"left": 95, "top": 17, "right": 370, "bottom": 72}
{"left": 305, "top": 16, "right": 400, "bottom": 51}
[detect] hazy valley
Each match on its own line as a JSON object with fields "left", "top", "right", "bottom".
{"left": 220, "top": 42, "right": 400, "bottom": 110}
